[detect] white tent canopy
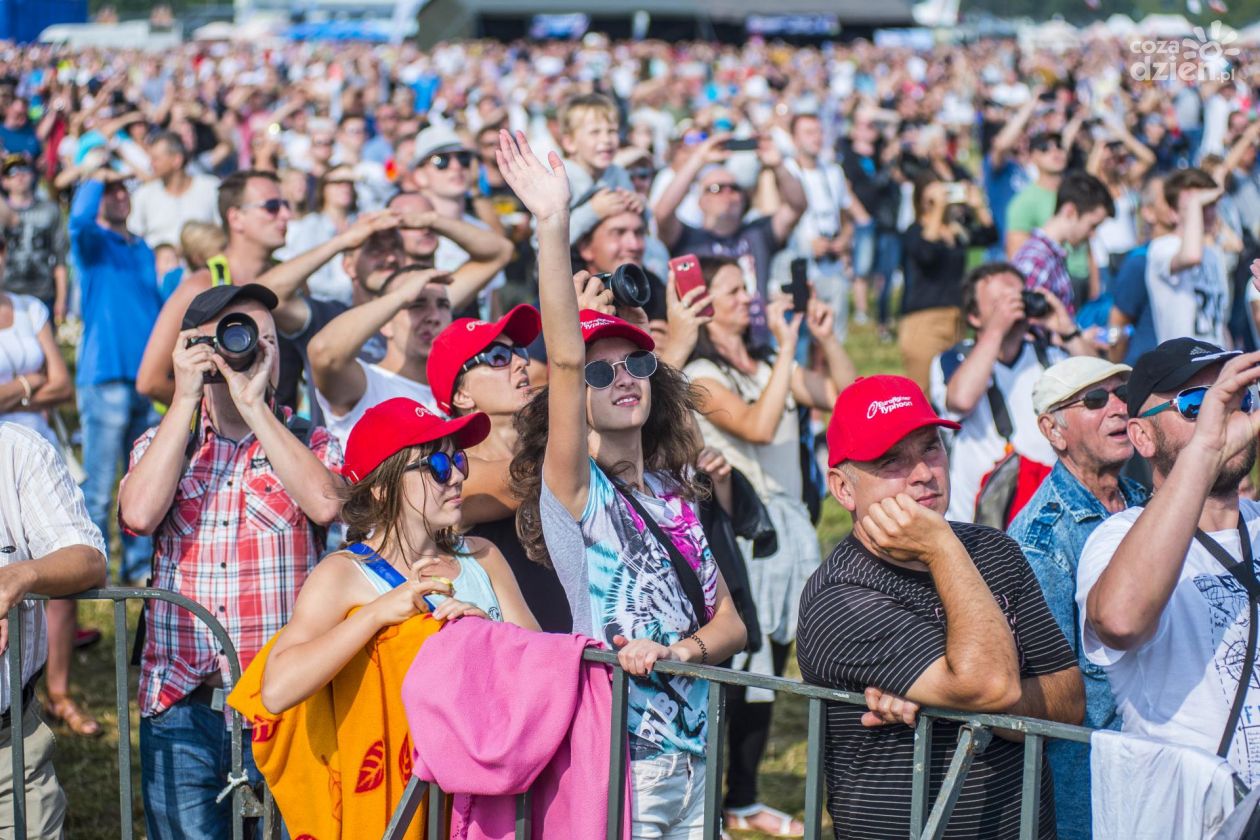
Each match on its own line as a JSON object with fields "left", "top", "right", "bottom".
{"left": 1139, "top": 13, "right": 1193, "bottom": 37}
{"left": 1105, "top": 13, "right": 1136, "bottom": 35}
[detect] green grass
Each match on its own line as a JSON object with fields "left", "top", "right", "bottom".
{"left": 51, "top": 318, "right": 904, "bottom": 839}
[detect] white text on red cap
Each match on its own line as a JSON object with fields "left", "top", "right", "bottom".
{"left": 867, "top": 396, "right": 914, "bottom": 420}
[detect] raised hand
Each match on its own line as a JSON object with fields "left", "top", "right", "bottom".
{"left": 857, "top": 493, "right": 954, "bottom": 566}
{"left": 766, "top": 293, "right": 803, "bottom": 349}
{"left": 341, "top": 210, "right": 401, "bottom": 249}
{"left": 496, "top": 129, "right": 570, "bottom": 223}
{"left": 574, "top": 270, "right": 615, "bottom": 313}
{"left": 1186, "top": 351, "right": 1260, "bottom": 472}
{"left": 172, "top": 328, "right": 215, "bottom": 403}
{"left": 805, "top": 297, "right": 837, "bottom": 343}
{"left": 212, "top": 337, "right": 275, "bottom": 416}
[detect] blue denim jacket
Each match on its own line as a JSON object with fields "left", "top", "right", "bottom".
{"left": 1007, "top": 460, "right": 1147, "bottom": 840}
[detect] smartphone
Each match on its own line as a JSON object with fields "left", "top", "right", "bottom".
{"left": 787, "top": 258, "right": 810, "bottom": 313}
{"left": 670, "top": 254, "right": 713, "bottom": 318}
{"left": 724, "top": 138, "right": 759, "bottom": 152}
{"left": 943, "top": 182, "right": 968, "bottom": 205}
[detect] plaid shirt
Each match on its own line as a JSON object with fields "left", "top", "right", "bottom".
{"left": 125, "top": 407, "right": 342, "bottom": 718}
{"left": 1013, "top": 229, "right": 1075, "bottom": 314}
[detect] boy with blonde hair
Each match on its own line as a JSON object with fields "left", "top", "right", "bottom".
{"left": 557, "top": 93, "right": 642, "bottom": 244}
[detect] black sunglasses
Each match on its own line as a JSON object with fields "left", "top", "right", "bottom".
{"left": 1058, "top": 384, "right": 1128, "bottom": 411}
{"left": 584, "top": 350, "right": 657, "bottom": 389}
{"left": 460, "top": 342, "right": 529, "bottom": 374}
{"left": 404, "top": 450, "right": 469, "bottom": 484}
{"left": 628, "top": 166, "right": 656, "bottom": 180}
{"left": 241, "top": 198, "right": 291, "bottom": 216}
{"left": 428, "top": 151, "right": 475, "bottom": 170}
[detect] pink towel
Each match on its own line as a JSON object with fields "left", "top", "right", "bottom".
{"left": 402, "top": 618, "right": 631, "bottom": 840}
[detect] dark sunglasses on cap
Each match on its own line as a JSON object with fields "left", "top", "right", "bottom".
{"left": 460, "top": 342, "right": 529, "bottom": 374}
{"left": 584, "top": 350, "right": 658, "bottom": 389}
{"left": 404, "top": 449, "right": 469, "bottom": 484}
{"left": 241, "top": 198, "right": 291, "bottom": 215}
{"left": 428, "top": 151, "right": 475, "bottom": 170}
{"left": 1140, "top": 385, "right": 1256, "bottom": 420}
{"left": 1058, "top": 384, "right": 1128, "bottom": 411}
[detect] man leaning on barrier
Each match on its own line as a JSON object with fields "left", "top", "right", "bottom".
{"left": 0, "top": 423, "right": 107, "bottom": 838}
{"left": 797, "top": 374, "right": 1084, "bottom": 840}
{"left": 117, "top": 283, "right": 343, "bottom": 840}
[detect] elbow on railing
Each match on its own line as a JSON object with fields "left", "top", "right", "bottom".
{"left": 953, "top": 671, "right": 1023, "bottom": 713}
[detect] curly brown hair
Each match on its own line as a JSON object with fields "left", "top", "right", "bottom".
{"left": 509, "top": 359, "right": 705, "bottom": 567}
{"left": 338, "top": 442, "right": 463, "bottom": 560}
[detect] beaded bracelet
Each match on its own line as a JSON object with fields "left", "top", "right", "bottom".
{"left": 689, "top": 632, "right": 709, "bottom": 665}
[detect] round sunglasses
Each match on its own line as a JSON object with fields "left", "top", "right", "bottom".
{"left": 1058, "top": 384, "right": 1128, "bottom": 411}
{"left": 460, "top": 342, "right": 529, "bottom": 374}
{"left": 584, "top": 350, "right": 657, "bottom": 390}
{"left": 404, "top": 450, "right": 469, "bottom": 484}
{"left": 1139, "top": 385, "right": 1256, "bottom": 420}
{"left": 428, "top": 151, "right": 475, "bottom": 170}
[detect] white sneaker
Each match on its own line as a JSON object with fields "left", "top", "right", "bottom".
{"left": 852, "top": 311, "right": 870, "bottom": 326}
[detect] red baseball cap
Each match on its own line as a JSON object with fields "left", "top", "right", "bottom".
{"left": 426, "top": 305, "right": 541, "bottom": 415}
{"left": 579, "top": 309, "right": 655, "bottom": 351}
{"left": 343, "top": 398, "right": 490, "bottom": 483}
{"left": 826, "top": 375, "right": 960, "bottom": 467}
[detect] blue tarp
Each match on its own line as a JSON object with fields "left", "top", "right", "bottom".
{"left": 284, "top": 20, "right": 393, "bottom": 42}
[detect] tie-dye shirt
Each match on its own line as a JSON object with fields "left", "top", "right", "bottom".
{"left": 541, "top": 458, "right": 718, "bottom": 759}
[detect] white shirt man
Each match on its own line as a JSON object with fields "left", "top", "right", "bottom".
{"left": 1146, "top": 233, "right": 1229, "bottom": 347}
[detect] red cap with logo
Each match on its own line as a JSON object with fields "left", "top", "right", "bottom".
{"left": 826, "top": 375, "right": 960, "bottom": 467}
{"left": 342, "top": 398, "right": 490, "bottom": 483}
{"left": 579, "top": 309, "right": 655, "bottom": 351}
{"left": 426, "top": 304, "right": 541, "bottom": 415}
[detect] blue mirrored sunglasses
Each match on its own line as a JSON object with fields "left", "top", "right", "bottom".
{"left": 404, "top": 450, "right": 469, "bottom": 484}
{"left": 1139, "top": 385, "right": 1255, "bottom": 420}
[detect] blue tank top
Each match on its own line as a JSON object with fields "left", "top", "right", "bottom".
{"left": 346, "top": 542, "right": 503, "bottom": 622}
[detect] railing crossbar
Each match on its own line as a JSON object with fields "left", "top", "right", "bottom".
{"left": 919, "top": 725, "right": 994, "bottom": 840}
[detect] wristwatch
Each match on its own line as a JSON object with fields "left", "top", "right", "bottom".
{"left": 1059, "top": 328, "right": 1082, "bottom": 342}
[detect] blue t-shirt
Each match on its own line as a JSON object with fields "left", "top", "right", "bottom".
{"left": 0, "top": 125, "right": 40, "bottom": 159}
{"left": 1110, "top": 245, "right": 1157, "bottom": 366}
{"left": 69, "top": 180, "right": 161, "bottom": 387}
{"left": 983, "top": 153, "right": 1029, "bottom": 240}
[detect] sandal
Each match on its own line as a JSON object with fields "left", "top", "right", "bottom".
{"left": 45, "top": 694, "right": 103, "bottom": 738}
{"left": 724, "top": 803, "right": 804, "bottom": 837}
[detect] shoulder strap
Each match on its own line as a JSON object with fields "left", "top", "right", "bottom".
{"left": 986, "top": 381, "right": 1014, "bottom": 441}
{"left": 1194, "top": 521, "right": 1259, "bottom": 759}
{"left": 347, "top": 542, "right": 407, "bottom": 588}
{"left": 614, "top": 481, "right": 705, "bottom": 633}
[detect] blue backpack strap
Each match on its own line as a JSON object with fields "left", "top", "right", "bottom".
{"left": 346, "top": 542, "right": 407, "bottom": 589}
{"left": 937, "top": 340, "right": 974, "bottom": 385}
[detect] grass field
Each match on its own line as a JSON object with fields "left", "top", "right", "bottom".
{"left": 47, "top": 317, "right": 904, "bottom": 839}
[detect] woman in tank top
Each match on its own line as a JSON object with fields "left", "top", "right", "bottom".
{"left": 261, "top": 397, "right": 538, "bottom": 715}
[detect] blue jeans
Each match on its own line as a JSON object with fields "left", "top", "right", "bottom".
{"left": 140, "top": 699, "right": 264, "bottom": 840}
{"left": 77, "top": 381, "right": 158, "bottom": 583}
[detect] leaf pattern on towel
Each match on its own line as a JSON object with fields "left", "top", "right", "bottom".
{"left": 355, "top": 740, "right": 386, "bottom": 793}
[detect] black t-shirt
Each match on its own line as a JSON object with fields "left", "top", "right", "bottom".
{"left": 796, "top": 523, "right": 1075, "bottom": 840}
{"left": 672, "top": 217, "right": 779, "bottom": 299}
{"left": 467, "top": 516, "right": 572, "bottom": 634}
{"left": 280, "top": 296, "right": 386, "bottom": 426}
{"left": 901, "top": 222, "right": 999, "bottom": 315}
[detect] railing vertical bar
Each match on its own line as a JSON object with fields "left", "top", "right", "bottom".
{"left": 920, "top": 726, "right": 992, "bottom": 840}
{"left": 426, "top": 780, "right": 444, "bottom": 840}
{"left": 113, "top": 599, "right": 134, "bottom": 840}
{"left": 515, "top": 789, "right": 532, "bottom": 840}
{"left": 1018, "top": 734, "right": 1044, "bottom": 840}
{"left": 261, "top": 786, "right": 281, "bottom": 840}
{"left": 8, "top": 604, "right": 25, "bottom": 840}
{"left": 910, "top": 714, "right": 933, "bottom": 836}
{"left": 702, "top": 681, "right": 727, "bottom": 840}
{"left": 803, "top": 698, "right": 827, "bottom": 840}
{"left": 606, "top": 667, "right": 629, "bottom": 840}
{"left": 382, "top": 777, "right": 426, "bottom": 840}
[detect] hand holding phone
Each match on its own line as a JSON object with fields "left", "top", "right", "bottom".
{"left": 786, "top": 258, "right": 810, "bottom": 313}
{"left": 670, "top": 255, "right": 714, "bottom": 318}
{"left": 724, "top": 138, "right": 759, "bottom": 152}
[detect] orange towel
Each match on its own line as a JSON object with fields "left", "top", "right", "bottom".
{"left": 227, "top": 611, "right": 444, "bottom": 839}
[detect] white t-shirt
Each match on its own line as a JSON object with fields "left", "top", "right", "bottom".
{"left": 1077, "top": 499, "right": 1260, "bottom": 785}
{"left": 785, "top": 157, "right": 851, "bottom": 274}
{"left": 314, "top": 360, "right": 439, "bottom": 451}
{"left": 929, "top": 341, "right": 1063, "bottom": 522}
{"left": 1145, "top": 234, "right": 1229, "bottom": 347}
{"left": 128, "top": 174, "right": 220, "bottom": 248}
{"left": 434, "top": 213, "right": 505, "bottom": 308}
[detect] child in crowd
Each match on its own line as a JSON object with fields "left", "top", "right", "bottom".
{"left": 558, "top": 93, "right": 643, "bottom": 245}
{"left": 259, "top": 397, "right": 538, "bottom": 714}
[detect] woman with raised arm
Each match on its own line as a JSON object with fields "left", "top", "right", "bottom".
{"left": 498, "top": 129, "right": 746, "bottom": 839}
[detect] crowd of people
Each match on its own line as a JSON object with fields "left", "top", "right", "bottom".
{"left": 1, "top": 30, "right": 1260, "bottom": 840}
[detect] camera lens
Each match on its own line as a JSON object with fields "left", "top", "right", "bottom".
{"left": 606, "top": 263, "right": 651, "bottom": 309}
{"left": 215, "top": 313, "right": 259, "bottom": 371}
{"left": 1020, "top": 290, "right": 1051, "bottom": 319}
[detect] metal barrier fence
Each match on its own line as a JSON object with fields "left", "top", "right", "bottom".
{"left": 3, "top": 588, "right": 280, "bottom": 840}
{"left": 4, "top": 593, "right": 1249, "bottom": 840}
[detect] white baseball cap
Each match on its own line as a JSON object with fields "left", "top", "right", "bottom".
{"left": 413, "top": 125, "right": 471, "bottom": 168}
{"left": 1032, "top": 356, "right": 1132, "bottom": 416}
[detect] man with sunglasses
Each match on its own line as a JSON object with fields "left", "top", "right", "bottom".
{"left": 1078, "top": 338, "right": 1260, "bottom": 787}
{"left": 307, "top": 264, "right": 452, "bottom": 450}
{"left": 1007, "top": 356, "right": 1147, "bottom": 839}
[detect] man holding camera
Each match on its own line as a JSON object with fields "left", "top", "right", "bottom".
{"left": 929, "top": 263, "right": 1084, "bottom": 523}
{"left": 117, "top": 284, "right": 342, "bottom": 840}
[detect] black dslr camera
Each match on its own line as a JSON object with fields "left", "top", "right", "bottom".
{"left": 1021, "top": 289, "right": 1051, "bottom": 320}
{"left": 594, "top": 263, "right": 651, "bottom": 309}
{"left": 186, "top": 313, "right": 260, "bottom": 383}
